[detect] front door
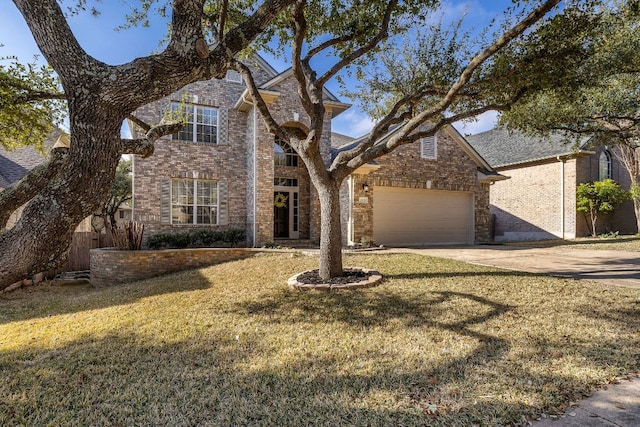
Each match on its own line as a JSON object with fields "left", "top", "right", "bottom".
{"left": 274, "top": 192, "right": 289, "bottom": 238}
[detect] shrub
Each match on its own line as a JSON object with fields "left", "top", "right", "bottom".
{"left": 223, "top": 228, "right": 246, "bottom": 247}
{"left": 577, "top": 179, "right": 629, "bottom": 237}
{"left": 146, "top": 228, "right": 246, "bottom": 249}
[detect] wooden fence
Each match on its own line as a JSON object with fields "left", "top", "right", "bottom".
{"left": 67, "top": 232, "right": 110, "bottom": 271}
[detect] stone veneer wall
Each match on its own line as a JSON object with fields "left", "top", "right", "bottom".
{"left": 90, "top": 248, "right": 266, "bottom": 287}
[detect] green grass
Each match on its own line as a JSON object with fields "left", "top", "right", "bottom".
{"left": 1, "top": 253, "right": 639, "bottom": 426}
{"left": 507, "top": 235, "right": 640, "bottom": 251}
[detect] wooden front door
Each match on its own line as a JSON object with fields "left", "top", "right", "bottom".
{"left": 274, "top": 192, "right": 289, "bottom": 238}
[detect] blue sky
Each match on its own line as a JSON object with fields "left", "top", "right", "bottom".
{"left": 0, "top": 0, "right": 517, "bottom": 137}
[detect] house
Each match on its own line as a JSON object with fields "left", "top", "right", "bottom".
{"left": 130, "top": 56, "right": 504, "bottom": 247}
{"left": 467, "top": 128, "right": 637, "bottom": 241}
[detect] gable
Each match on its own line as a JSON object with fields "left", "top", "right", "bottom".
{"left": 235, "top": 68, "right": 351, "bottom": 118}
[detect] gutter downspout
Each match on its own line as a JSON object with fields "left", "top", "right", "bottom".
{"left": 347, "top": 176, "right": 354, "bottom": 245}
{"left": 252, "top": 106, "right": 258, "bottom": 248}
{"left": 557, "top": 156, "right": 565, "bottom": 239}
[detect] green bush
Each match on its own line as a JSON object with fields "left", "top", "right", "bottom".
{"left": 577, "top": 179, "right": 629, "bottom": 237}
{"left": 146, "top": 228, "right": 246, "bottom": 249}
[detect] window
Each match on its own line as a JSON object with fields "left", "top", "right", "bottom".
{"left": 420, "top": 135, "right": 437, "bottom": 159}
{"left": 599, "top": 151, "right": 612, "bottom": 180}
{"left": 274, "top": 178, "right": 299, "bottom": 187}
{"left": 171, "top": 103, "right": 218, "bottom": 144}
{"left": 226, "top": 70, "right": 243, "bottom": 83}
{"left": 171, "top": 178, "right": 218, "bottom": 225}
{"left": 274, "top": 137, "right": 299, "bottom": 167}
{"left": 119, "top": 211, "right": 125, "bottom": 219}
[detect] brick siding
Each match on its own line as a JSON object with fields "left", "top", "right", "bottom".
{"left": 90, "top": 248, "right": 267, "bottom": 286}
{"left": 491, "top": 144, "right": 637, "bottom": 242}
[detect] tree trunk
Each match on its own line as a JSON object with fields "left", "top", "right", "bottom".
{"left": 0, "top": 107, "right": 121, "bottom": 289}
{"left": 316, "top": 180, "right": 344, "bottom": 280}
{"left": 633, "top": 197, "right": 640, "bottom": 235}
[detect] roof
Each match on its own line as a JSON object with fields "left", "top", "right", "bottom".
{"left": 466, "top": 127, "right": 593, "bottom": 168}
{"left": 331, "top": 132, "right": 355, "bottom": 149}
{"left": 0, "top": 133, "right": 58, "bottom": 189}
{"left": 330, "top": 123, "right": 505, "bottom": 181}
{"left": 235, "top": 67, "right": 352, "bottom": 117}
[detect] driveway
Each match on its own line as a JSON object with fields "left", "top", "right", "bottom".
{"left": 398, "top": 245, "right": 640, "bottom": 289}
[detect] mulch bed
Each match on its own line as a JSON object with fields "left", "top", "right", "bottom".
{"left": 295, "top": 268, "right": 371, "bottom": 285}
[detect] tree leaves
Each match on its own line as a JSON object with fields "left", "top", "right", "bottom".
{"left": 0, "top": 57, "right": 66, "bottom": 151}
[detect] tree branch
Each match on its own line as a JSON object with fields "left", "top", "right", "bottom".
{"left": 231, "top": 59, "right": 287, "bottom": 140}
{"left": 332, "top": 88, "right": 530, "bottom": 176}
{"left": 337, "top": 0, "right": 561, "bottom": 173}
{"left": 316, "top": 0, "right": 397, "bottom": 88}
{"left": 0, "top": 147, "right": 68, "bottom": 230}
{"left": 127, "top": 114, "right": 152, "bottom": 133}
{"left": 120, "top": 122, "right": 185, "bottom": 158}
{"left": 291, "top": 0, "right": 315, "bottom": 116}
{"left": 217, "top": 0, "right": 229, "bottom": 44}
{"left": 13, "top": 0, "right": 100, "bottom": 85}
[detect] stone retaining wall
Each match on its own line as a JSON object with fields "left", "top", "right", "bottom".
{"left": 90, "top": 248, "right": 267, "bottom": 287}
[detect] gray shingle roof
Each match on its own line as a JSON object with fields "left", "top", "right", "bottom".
{"left": 0, "top": 135, "right": 57, "bottom": 189}
{"left": 330, "top": 132, "right": 355, "bottom": 149}
{"left": 466, "top": 127, "right": 592, "bottom": 168}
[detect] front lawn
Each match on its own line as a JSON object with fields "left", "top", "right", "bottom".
{"left": 1, "top": 253, "right": 639, "bottom": 426}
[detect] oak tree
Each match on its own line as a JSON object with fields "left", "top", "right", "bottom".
{"left": 500, "top": 1, "right": 640, "bottom": 231}
{"left": 0, "top": 0, "right": 295, "bottom": 289}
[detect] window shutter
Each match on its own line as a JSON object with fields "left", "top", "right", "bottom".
{"left": 218, "top": 107, "right": 229, "bottom": 145}
{"left": 218, "top": 180, "right": 229, "bottom": 225}
{"left": 421, "top": 136, "right": 437, "bottom": 159}
{"left": 160, "top": 178, "right": 171, "bottom": 225}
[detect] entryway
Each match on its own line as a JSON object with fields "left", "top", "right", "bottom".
{"left": 273, "top": 186, "right": 299, "bottom": 239}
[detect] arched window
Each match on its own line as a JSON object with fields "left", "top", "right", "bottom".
{"left": 274, "top": 137, "right": 299, "bottom": 167}
{"left": 599, "top": 151, "right": 612, "bottom": 180}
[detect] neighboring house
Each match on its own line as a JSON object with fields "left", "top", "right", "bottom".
{"left": 131, "top": 56, "right": 503, "bottom": 247}
{"left": 467, "top": 128, "right": 637, "bottom": 241}
{"left": 0, "top": 133, "right": 91, "bottom": 232}
{"left": 114, "top": 202, "right": 133, "bottom": 226}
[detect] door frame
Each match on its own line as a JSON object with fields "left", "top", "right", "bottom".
{"left": 274, "top": 184, "right": 299, "bottom": 239}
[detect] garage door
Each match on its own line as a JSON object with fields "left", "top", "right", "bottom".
{"left": 373, "top": 187, "right": 473, "bottom": 246}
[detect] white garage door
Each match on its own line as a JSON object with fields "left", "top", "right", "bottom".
{"left": 373, "top": 187, "right": 473, "bottom": 246}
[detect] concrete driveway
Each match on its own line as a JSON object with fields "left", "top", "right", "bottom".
{"left": 399, "top": 245, "right": 640, "bottom": 289}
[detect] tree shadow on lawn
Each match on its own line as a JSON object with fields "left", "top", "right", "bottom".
{"left": 2, "top": 316, "right": 634, "bottom": 426}
{"left": 3, "top": 268, "right": 637, "bottom": 426}
{"left": 0, "top": 268, "right": 213, "bottom": 325}
{"left": 0, "top": 289, "right": 532, "bottom": 427}
{"left": 0, "top": 252, "right": 525, "bottom": 326}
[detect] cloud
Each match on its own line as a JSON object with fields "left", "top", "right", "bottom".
{"left": 332, "top": 109, "right": 377, "bottom": 138}
{"left": 454, "top": 110, "right": 499, "bottom": 136}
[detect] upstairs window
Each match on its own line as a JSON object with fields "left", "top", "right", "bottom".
{"left": 171, "top": 178, "right": 218, "bottom": 225}
{"left": 420, "top": 135, "right": 437, "bottom": 159}
{"left": 171, "top": 103, "right": 218, "bottom": 144}
{"left": 599, "top": 151, "right": 612, "bottom": 180}
{"left": 226, "top": 70, "right": 243, "bottom": 83}
{"left": 274, "top": 137, "right": 299, "bottom": 167}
